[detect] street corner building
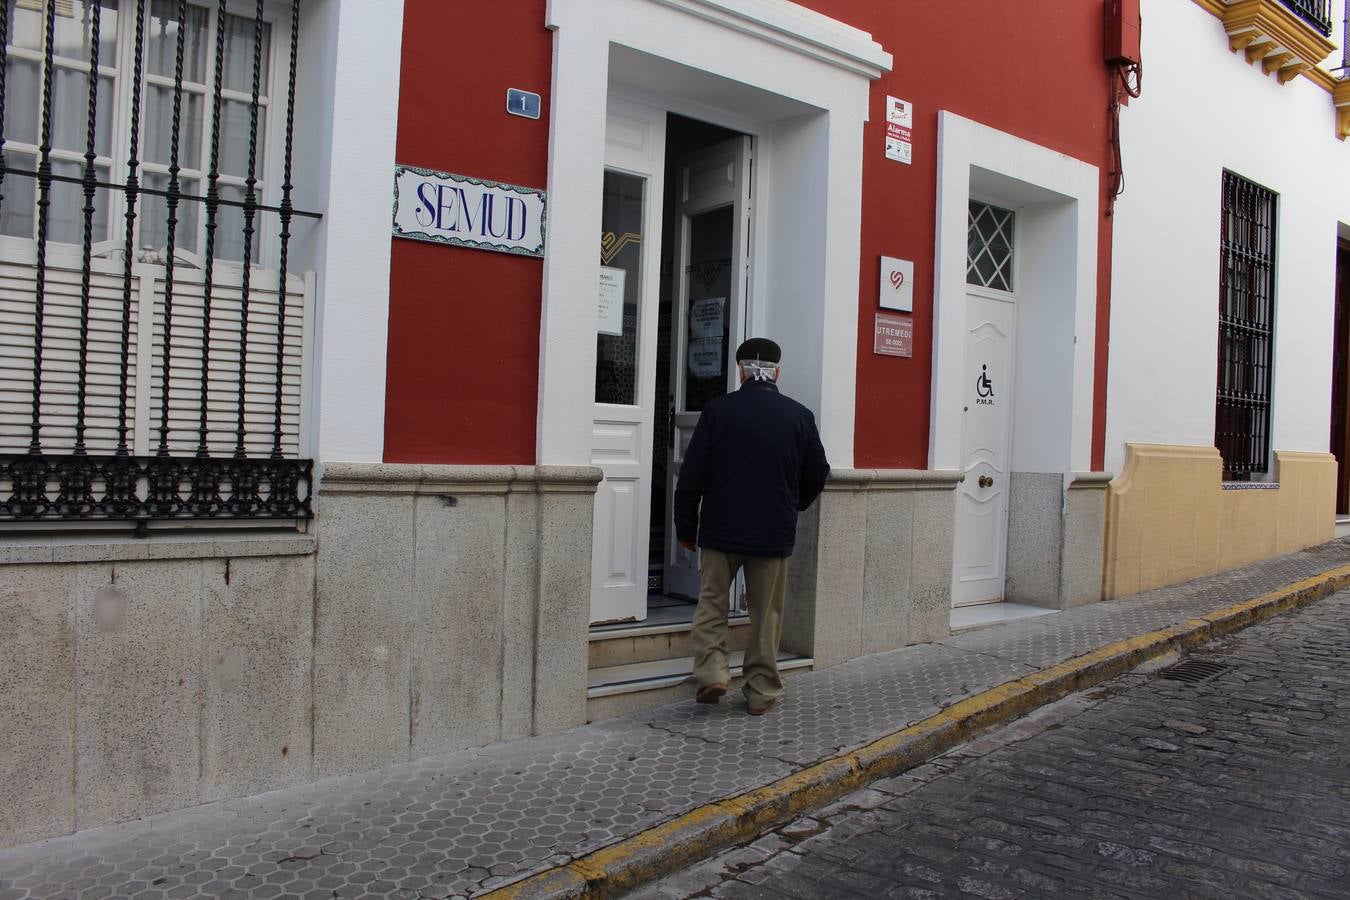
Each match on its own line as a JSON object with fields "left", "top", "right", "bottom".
{"left": 0, "top": 0, "right": 1347, "bottom": 847}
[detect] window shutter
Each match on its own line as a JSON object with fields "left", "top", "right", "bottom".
{"left": 0, "top": 256, "right": 138, "bottom": 455}
{"left": 1, "top": 257, "right": 307, "bottom": 461}
{"left": 147, "top": 268, "right": 307, "bottom": 458}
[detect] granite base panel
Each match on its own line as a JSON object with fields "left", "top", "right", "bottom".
{"left": 0, "top": 463, "right": 602, "bottom": 848}
{"left": 785, "top": 470, "right": 960, "bottom": 667}
{"left": 0, "top": 550, "right": 316, "bottom": 847}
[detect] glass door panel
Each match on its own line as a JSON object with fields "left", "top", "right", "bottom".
{"left": 682, "top": 205, "right": 734, "bottom": 412}
{"left": 595, "top": 170, "right": 646, "bottom": 406}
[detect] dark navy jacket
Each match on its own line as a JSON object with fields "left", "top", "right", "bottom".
{"left": 674, "top": 380, "right": 830, "bottom": 557}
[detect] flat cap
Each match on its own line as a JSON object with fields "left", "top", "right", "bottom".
{"left": 735, "top": 337, "right": 782, "bottom": 364}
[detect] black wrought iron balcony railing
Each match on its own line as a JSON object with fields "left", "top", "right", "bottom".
{"left": 1339, "top": 0, "right": 1350, "bottom": 72}
{"left": 1279, "top": 0, "right": 1335, "bottom": 37}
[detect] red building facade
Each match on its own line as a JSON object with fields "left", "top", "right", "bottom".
{"left": 370, "top": 0, "right": 1122, "bottom": 763}
{"left": 383, "top": 0, "right": 1116, "bottom": 471}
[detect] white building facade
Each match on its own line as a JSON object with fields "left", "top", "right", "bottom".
{"left": 1103, "top": 0, "right": 1350, "bottom": 597}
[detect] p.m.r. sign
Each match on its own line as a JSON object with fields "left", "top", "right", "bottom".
{"left": 393, "top": 165, "right": 546, "bottom": 257}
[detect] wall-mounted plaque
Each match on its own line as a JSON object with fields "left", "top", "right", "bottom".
{"left": 879, "top": 256, "right": 914, "bottom": 312}
{"left": 392, "top": 164, "right": 546, "bottom": 257}
{"left": 874, "top": 312, "right": 913, "bottom": 358}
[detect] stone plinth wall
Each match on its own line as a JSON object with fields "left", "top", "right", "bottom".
{"left": 0, "top": 464, "right": 600, "bottom": 848}
{"left": 1005, "top": 471, "right": 1111, "bottom": 610}
{"left": 1103, "top": 444, "right": 1336, "bottom": 599}
{"left": 312, "top": 464, "right": 600, "bottom": 778}
{"left": 1, "top": 536, "right": 316, "bottom": 847}
{"left": 782, "top": 469, "right": 960, "bottom": 667}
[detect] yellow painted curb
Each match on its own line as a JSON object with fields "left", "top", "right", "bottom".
{"left": 485, "top": 564, "right": 1350, "bottom": 900}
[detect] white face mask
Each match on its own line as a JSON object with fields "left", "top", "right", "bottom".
{"left": 739, "top": 361, "right": 779, "bottom": 382}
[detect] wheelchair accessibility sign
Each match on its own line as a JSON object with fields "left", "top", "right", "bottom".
{"left": 975, "top": 364, "right": 995, "bottom": 405}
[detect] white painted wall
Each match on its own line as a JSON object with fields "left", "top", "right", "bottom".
{"left": 1009, "top": 200, "right": 1079, "bottom": 474}
{"left": 1106, "top": 0, "right": 1350, "bottom": 476}
{"left": 297, "top": 0, "right": 404, "bottom": 465}
{"left": 763, "top": 114, "right": 829, "bottom": 425}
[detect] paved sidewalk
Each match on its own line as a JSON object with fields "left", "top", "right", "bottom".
{"left": 3, "top": 541, "right": 1350, "bottom": 899}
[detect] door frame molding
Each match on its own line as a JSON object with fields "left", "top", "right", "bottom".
{"left": 930, "top": 112, "right": 1100, "bottom": 476}
{"left": 538, "top": 0, "right": 890, "bottom": 472}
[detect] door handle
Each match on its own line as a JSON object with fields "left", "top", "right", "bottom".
{"left": 978, "top": 475, "right": 994, "bottom": 488}
{"left": 668, "top": 405, "right": 675, "bottom": 447}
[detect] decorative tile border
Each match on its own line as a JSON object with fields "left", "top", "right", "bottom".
{"left": 1221, "top": 480, "right": 1281, "bottom": 490}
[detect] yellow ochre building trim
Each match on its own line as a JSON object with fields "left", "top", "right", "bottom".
{"left": 1102, "top": 443, "right": 1335, "bottom": 600}
{"left": 1335, "top": 79, "right": 1350, "bottom": 139}
{"left": 1191, "top": 0, "right": 1342, "bottom": 94}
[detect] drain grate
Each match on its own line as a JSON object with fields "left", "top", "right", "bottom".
{"left": 1158, "top": 659, "right": 1231, "bottom": 684}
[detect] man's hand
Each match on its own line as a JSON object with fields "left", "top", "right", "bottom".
{"left": 679, "top": 539, "right": 696, "bottom": 552}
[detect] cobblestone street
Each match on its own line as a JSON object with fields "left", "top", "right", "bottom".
{"left": 642, "top": 590, "right": 1350, "bottom": 899}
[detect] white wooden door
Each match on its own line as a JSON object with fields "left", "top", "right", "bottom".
{"left": 589, "top": 99, "right": 666, "bottom": 625}
{"left": 663, "top": 136, "right": 753, "bottom": 603}
{"left": 952, "top": 291, "right": 1016, "bottom": 607}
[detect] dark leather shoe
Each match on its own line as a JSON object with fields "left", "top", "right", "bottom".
{"left": 696, "top": 683, "right": 727, "bottom": 704}
{"left": 747, "top": 698, "right": 777, "bottom": 716}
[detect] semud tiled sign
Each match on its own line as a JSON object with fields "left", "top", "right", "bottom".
{"left": 392, "top": 164, "right": 546, "bottom": 257}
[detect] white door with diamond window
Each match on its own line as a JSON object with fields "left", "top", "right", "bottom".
{"left": 953, "top": 202, "right": 1017, "bottom": 607}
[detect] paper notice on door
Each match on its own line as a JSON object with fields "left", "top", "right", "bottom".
{"left": 687, "top": 336, "right": 724, "bottom": 379}
{"left": 689, "top": 296, "right": 726, "bottom": 339}
{"left": 597, "top": 266, "right": 626, "bottom": 336}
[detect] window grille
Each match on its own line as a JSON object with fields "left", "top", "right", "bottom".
{"left": 1215, "top": 172, "right": 1277, "bottom": 479}
{"left": 0, "top": 0, "right": 317, "bottom": 530}
{"left": 967, "top": 201, "right": 1014, "bottom": 292}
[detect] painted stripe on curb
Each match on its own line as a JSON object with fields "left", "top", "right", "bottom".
{"left": 484, "top": 564, "right": 1350, "bottom": 900}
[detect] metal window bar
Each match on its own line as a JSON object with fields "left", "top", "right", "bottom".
{"left": 0, "top": 0, "right": 316, "bottom": 529}
{"left": 1278, "top": 0, "right": 1334, "bottom": 36}
{"left": 1215, "top": 172, "right": 1278, "bottom": 480}
{"left": 1341, "top": 0, "right": 1349, "bottom": 72}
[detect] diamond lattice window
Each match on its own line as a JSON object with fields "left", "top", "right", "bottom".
{"left": 967, "top": 201, "right": 1015, "bottom": 292}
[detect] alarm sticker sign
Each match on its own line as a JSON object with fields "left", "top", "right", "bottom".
{"left": 885, "top": 96, "right": 913, "bottom": 165}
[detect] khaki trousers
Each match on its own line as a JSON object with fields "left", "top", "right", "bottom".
{"left": 691, "top": 549, "right": 788, "bottom": 707}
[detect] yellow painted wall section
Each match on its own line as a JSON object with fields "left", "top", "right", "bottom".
{"left": 1102, "top": 444, "right": 1336, "bottom": 599}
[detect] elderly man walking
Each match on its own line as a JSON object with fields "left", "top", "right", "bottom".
{"left": 674, "top": 338, "right": 830, "bottom": 716}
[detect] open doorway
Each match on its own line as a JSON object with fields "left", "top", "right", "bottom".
{"left": 644, "top": 114, "right": 753, "bottom": 627}
{"left": 1332, "top": 238, "right": 1350, "bottom": 518}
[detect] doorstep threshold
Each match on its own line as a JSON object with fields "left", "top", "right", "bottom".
{"left": 587, "top": 650, "right": 811, "bottom": 698}
{"left": 950, "top": 601, "right": 1057, "bottom": 633}
{"left": 589, "top": 612, "right": 750, "bottom": 641}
